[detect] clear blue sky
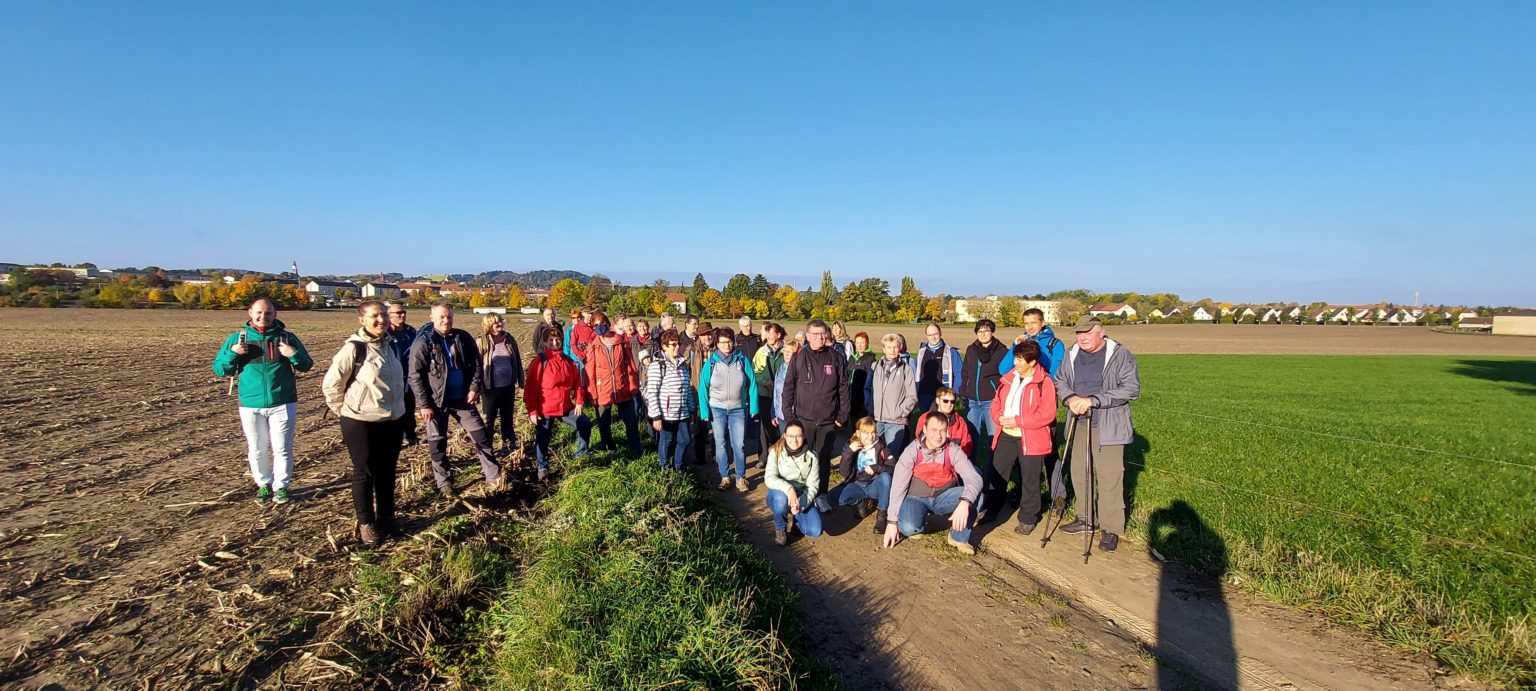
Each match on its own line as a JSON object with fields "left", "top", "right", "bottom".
{"left": 2, "top": 2, "right": 1532, "bottom": 305}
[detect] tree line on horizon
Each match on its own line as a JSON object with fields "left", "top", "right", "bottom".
{"left": 1, "top": 263, "right": 1522, "bottom": 321}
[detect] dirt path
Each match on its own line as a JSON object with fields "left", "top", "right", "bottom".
{"left": 702, "top": 457, "right": 1463, "bottom": 690}
{"left": 698, "top": 462, "right": 1180, "bottom": 690}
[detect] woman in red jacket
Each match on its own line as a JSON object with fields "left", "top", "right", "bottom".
{"left": 985, "top": 339, "right": 1057, "bottom": 533}
{"left": 525, "top": 328, "right": 592, "bottom": 480}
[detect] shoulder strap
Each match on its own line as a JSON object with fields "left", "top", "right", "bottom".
{"left": 342, "top": 341, "right": 367, "bottom": 394}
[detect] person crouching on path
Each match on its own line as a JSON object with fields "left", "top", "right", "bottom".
{"left": 409, "top": 301, "right": 505, "bottom": 499}
{"left": 763, "top": 421, "right": 824, "bottom": 545}
{"left": 583, "top": 320, "right": 642, "bottom": 456}
{"left": 525, "top": 327, "right": 592, "bottom": 480}
{"left": 322, "top": 301, "right": 407, "bottom": 546}
{"left": 985, "top": 339, "right": 1057, "bottom": 532}
{"left": 830, "top": 417, "right": 897, "bottom": 534}
{"left": 479, "top": 313, "right": 525, "bottom": 457}
{"left": 645, "top": 329, "right": 694, "bottom": 470}
{"left": 698, "top": 328, "right": 759, "bottom": 492}
{"left": 212, "top": 297, "right": 314, "bottom": 504}
{"left": 1054, "top": 315, "right": 1141, "bottom": 553}
{"left": 884, "top": 411, "right": 983, "bottom": 555}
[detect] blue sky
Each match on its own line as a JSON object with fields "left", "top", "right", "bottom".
{"left": 2, "top": 2, "right": 1532, "bottom": 305}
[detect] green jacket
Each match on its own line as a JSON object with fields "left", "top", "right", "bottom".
{"left": 212, "top": 319, "right": 314, "bottom": 408}
{"left": 751, "top": 343, "right": 784, "bottom": 397}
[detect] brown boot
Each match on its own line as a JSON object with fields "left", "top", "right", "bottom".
{"left": 357, "top": 523, "right": 382, "bottom": 547}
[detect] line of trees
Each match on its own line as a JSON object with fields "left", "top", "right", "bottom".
{"left": 499, "top": 271, "right": 951, "bottom": 323}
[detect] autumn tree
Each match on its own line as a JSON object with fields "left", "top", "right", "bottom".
{"left": 504, "top": 285, "right": 528, "bottom": 310}
{"left": 547, "top": 278, "right": 584, "bottom": 311}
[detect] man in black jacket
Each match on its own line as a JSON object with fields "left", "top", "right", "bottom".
{"left": 409, "top": 302, "right": 504, "bottom": 498}
{"left": 782, "top": 319, "right": 850, "bottom": 503}
{"left": 960, "top": 318, "right": 1009, "bottom": 509}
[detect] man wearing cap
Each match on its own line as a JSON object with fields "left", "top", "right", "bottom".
{"left": 1054, "top": 315, "right": 1141, "bottom": 553}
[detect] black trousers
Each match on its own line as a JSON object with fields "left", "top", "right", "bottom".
{"left": 990, "top": 437, "right": 1045, "bottom": 526}
{"left": 757, "top": 396, "right": 779, "bottom": 459}
{"left": 340, "top": 416, "right": 404, "bottom": 527}
{"left": 479, "top": 384, "right": 518, "bottom": 449}
{"left": 804, "top": 421, "right": 840, "bottom": 497}
{"left": 401, "top": 390, "right": 419, "bottom": 443}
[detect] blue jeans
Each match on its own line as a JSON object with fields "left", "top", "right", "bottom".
{"left": 766, "top": 489, "right": 823, "bottom": 538}
{"left": 829, "top": 471, "right": 893, "bottom": 511}
{"left": 709, "top": 406, "right": 748, "bottom": 479}
{"left": 533, "top": 411, "right": 591, "bottom": 471}
{"left": 876, "top": 422, "right": 907, "bottom": 458}
{"left": 656, "top": 419, "right": 691, "bottom": 470}
{"left": 896, "top": 485, "right": 974, "bottom": 544}
{"left": 965, "top": 399, "right": 996, "bottom": 466}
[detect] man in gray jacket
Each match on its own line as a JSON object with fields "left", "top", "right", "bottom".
{"left": 1054, "top": 316, "right": 1141, "bottom": 552}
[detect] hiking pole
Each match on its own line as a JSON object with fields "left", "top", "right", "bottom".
{"left": 1039, "top": 414, "right": 1079, "bottom": 549}
{"left": 1083, "top": 413, "right": 1096, "bottom": 564}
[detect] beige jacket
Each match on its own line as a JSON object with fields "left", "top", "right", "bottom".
{"left": 322, "top": 329, "right": 407, "bottom": 422}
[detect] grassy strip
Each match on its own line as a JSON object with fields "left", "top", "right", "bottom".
{"left": 343, "top": 446, "right": 828, "bottom": 689}
{"left": 1125, "top": 355, "right": 1534, "bottom": 685}
{"left": 465, "top": 451, "right": 826, "bottom": 689}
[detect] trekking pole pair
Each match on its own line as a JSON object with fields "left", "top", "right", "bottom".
{"left": 1037, "top": 412, "right": 1098, "bottom": 562}
{"left": 1039, "top": 414, "right": 1081, "bottom": 548}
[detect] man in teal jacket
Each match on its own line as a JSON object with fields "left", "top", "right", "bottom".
{"left": 212, "top": 298, "right": 314, "bottom": 504}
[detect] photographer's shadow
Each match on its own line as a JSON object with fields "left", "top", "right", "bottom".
{"left": 1149, "top": 500, "right": 1237, "bottom": 690}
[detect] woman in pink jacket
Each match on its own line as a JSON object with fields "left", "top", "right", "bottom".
{"left": 985, "top": 339, "right": 1057, "bottom": 533}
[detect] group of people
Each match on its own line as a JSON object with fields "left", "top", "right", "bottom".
{"left": 215, "top": 298, "right": 1140, "bottom": 554}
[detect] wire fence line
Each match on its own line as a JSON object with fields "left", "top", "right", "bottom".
{"left": 1140, "top": 404, "right": 1536, "bottom": 470}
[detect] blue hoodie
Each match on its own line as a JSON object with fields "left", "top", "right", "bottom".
{"left": 999, "top": 326, "right": 1066, "bottom": 378}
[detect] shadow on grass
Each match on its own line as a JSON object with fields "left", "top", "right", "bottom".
{"left": 1451, "top": 359, "right": 1536, "bottom": 396}
{"left": 1149, "top": 500, "right": 1236, "bottom": 690}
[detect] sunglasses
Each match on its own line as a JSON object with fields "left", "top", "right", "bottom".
{"left": 937, "top": 399, "right": 956, "bottom": 405}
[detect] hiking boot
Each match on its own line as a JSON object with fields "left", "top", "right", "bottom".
{"left": 357, "top": 523, "right": 382, "bottom": 547}
{"left": 536, "top": 468, "right": 549, "bottom": 482}
{"left": 856, "top": 498, "right": 876, "bottom": 519}
{"left": 872, "top": 511, "right": 887, "bottom": 534}
{"left": 755, "top": 459, "right": 766, "bottom": 471}
{"left": 255, "top": 485, "right": 272, "bottom": 504}
{"left": 735, "top": 478, "right": 750, "bottom": 492}
{"left": 1099, "top": 532, "right": 1119, "bottom": 553}
{"left": 379, "top": 520, "right": 406, "bottom": 540}
{"left": 1014, "top": 522, "right": 1037, "bottom": 536}
{"left": 492, "top": 473, "right": 510, "bottom": 494}
{"left": 274, "top": 488, "right": 293, "bottom": 504}
{"left": 773, "top": 528, "right": 788, "bottom": 546}
{"left": 1060, "top": 519, "right": 1093, "bottom": 535}
{"left": 947, "top": 536, "right": 976, "bottom": 555}
{"left": 717, "top": 477, "right": 731, "bottom": 491}
{"left": 439, "top": 486, "right": 460, "bottom": 502}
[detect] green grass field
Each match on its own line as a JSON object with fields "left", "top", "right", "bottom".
{"left": 1125, "top": 355, "right": 1536, "bottom": 684}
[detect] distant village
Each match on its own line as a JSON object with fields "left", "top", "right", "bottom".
{"left": 3, "top": 261, "right": 1533, "bottom": 336}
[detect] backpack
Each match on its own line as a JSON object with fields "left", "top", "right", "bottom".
{"left": 323, "top": 341, "right": 368, "bottom": 421}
